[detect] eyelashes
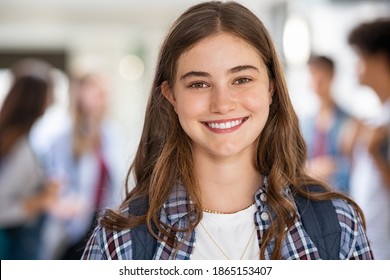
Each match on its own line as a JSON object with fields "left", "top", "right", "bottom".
{"left": 187, "top": 77, "right": 253, "bottom": 89}
{"left": 233, "top": 77, "right": 252, "bottom": 85}
{"left": 188, "top": 81, "right": 209, "bottom": 88}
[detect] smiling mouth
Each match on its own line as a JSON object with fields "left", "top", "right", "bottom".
{"left": 203, "top": 117, "right": 248, "bottom": 130}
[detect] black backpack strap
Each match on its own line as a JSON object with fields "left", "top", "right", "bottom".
{"left": 294, "top": 186, "right": 341, "bottom": 259}
{"left": 128, "top": 197, "right": 157, "bottom": 260}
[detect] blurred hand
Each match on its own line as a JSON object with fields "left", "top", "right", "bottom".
{"left": 48, "top": 193, "right": 87, "bottom": 220}
{"left": 23, "top": 180, "right": 60, "bottom": 217}
{"left": 41, "top": 180, "right": 60, "bottom": 209}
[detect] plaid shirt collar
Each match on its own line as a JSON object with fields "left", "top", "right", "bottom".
{"left": 154, "top": 183, "right": 196, "bottom": 259}
{"left": 152, "top": 176, "right": 321, "bottom": 260}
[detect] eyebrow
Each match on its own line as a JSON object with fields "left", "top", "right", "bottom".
{"left": 180, "top": 71, "right": 210, "bottom": 81}
{"left": 179, "top": 65, "right": 259, "bottom": 81}
{"left": 228, "top": 65, "right": 259, "bottom": 74}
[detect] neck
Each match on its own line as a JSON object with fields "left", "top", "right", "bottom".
{"left": 315, "top": 100, "right": 336, "bottom": 131}
{"left": 319, "top": 95, "right": 334, "bottom": 112}
{"left": 193, "top": 149, "right": 262, "bottom": 214}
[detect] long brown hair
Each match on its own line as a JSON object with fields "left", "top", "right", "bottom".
{"left": 0, "top": 59, "right": 53, "bottom": 159}
{"left": 101, "top": 1, "right": 365, "bottom": 259}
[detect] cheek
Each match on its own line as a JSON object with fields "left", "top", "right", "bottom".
{"left": 175, "top": 94, "right": 207, "bottom": 118}
{"left": 245, "top": 90, "right": 272, "bottom": 112}
{"left": 86, "top": 97, "right": 105, "bottom": 112}
{"left": 248, "top": 97, "right": 271, "bottom": 130}
{"left": 310, "top": 78, "right": 321, "bottom": 91}
{"left": 357, "top": 60, "right": 366, "bottom": 75}
{"left": 356, "top": 58, "right": 372, "bottom": 83}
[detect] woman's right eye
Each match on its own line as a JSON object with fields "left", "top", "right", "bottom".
{"left": 188, "top": 82, "right": 208, "bottom": 88}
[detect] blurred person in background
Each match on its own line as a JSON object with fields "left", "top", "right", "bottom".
{"left": 0, "top": 58, "right": 58, "bottom": 259}
{"left": 301, "top": 55, "right": 356, "bottom": 194}
{"left": 348, "top": 18, "right": 390, "bottom": 259}
{"left": 41, "top": 71, "right": 126, "bottom": 259}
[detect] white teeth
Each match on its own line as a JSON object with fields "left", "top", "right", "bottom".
{"left": 207, "top": 119, "right": 243, "bottom": 129}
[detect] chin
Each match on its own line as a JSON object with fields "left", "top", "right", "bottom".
{"left": 210, "top": 146, "right": 250, "bottom": 159}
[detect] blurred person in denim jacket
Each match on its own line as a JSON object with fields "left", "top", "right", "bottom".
{"left": 301, "top": 55, "right": 356, "bottom": 195}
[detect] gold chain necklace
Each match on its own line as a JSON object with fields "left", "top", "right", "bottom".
{"left": 199, "top": 222, "right": 256, "bottom": 260}
{"left": 202, "top": 203, "right": 255, "bottom": 214}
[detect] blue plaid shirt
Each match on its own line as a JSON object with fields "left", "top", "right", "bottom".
{"left": 82, "top": 178, "right": 373, "bottom": 260}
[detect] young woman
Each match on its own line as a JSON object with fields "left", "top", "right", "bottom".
{"left": 82, "top": 1, "right": 373, "bottom": 260}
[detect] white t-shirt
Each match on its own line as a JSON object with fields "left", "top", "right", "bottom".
{"left": 191, "top": 204, "right": 259, "bottom": 260}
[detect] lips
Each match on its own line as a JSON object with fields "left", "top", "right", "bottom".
{"left": 203, "top": 117, "right": 248, "bottom": 130}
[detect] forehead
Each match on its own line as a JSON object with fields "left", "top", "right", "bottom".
{"left": 176, "top": 32, "right": 265, "bottom": 72}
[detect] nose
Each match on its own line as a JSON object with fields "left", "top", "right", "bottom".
{"left": 210, "top": 84, "right": 236, "bottom": 114}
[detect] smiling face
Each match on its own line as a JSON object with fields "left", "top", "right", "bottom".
{"left": 162, "top": 32, "right": 273, "bottom": 160}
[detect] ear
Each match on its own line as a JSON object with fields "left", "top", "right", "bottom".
{"left": 268, "top": 80, "right": 275, "bottom": 105}
{"left": 161, "top": 81, "right": 177, "bottom": 108}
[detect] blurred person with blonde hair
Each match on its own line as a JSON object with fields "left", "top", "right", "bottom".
{"left": 42, "top": 71, "right": 126, "bottom": 259}
{"left": 348, "top": 17, "right": 390, "bottom": 259}
{"left": 0, "top": 58, "right": 58, "bottom": 259}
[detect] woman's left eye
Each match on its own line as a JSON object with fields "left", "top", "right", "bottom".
{"left": 233, "top": 77, "right": 251, "bottom": 85}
